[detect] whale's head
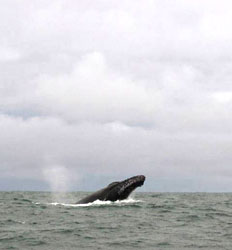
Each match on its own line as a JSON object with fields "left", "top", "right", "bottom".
{"left": 105, "top": 175, "right": 145, "bottom": 201}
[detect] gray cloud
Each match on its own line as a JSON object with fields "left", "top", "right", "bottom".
{"left": 1, "top": 0, "right": 232, "bottom": 191}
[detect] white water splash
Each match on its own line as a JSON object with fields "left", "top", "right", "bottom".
{"left": 48, "top": 197, "right": 143, "bottom": 207}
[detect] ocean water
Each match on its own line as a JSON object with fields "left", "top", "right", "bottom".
{"left": 0, "top": 192, "right": 232, "bottom": 250}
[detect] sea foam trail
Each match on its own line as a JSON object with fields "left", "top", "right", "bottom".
{"left": 49, "top": 197, "right": 142, "bottom": 207}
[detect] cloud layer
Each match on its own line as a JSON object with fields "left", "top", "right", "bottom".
{"left": 1, "top": 0, "right": 232, "bottom": 191}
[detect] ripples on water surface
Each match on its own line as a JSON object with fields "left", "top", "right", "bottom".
{"left": 1, "top": 192, "right": 232, "bottom": 249}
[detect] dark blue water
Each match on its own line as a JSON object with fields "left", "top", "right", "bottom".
{"left": 1, "top": 192, "right": 232, "bottom": 249}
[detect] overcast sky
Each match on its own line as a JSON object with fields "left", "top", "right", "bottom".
{"left": 1, "top": 0, "right": 232, "bottom": 192}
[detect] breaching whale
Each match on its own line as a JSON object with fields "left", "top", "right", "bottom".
{"left": 76, "top": 175, "right": 145, "bottom": 204}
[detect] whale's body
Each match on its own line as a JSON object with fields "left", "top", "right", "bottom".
{"left": 76, "top": 175, "right": 145, "bottom": 204}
